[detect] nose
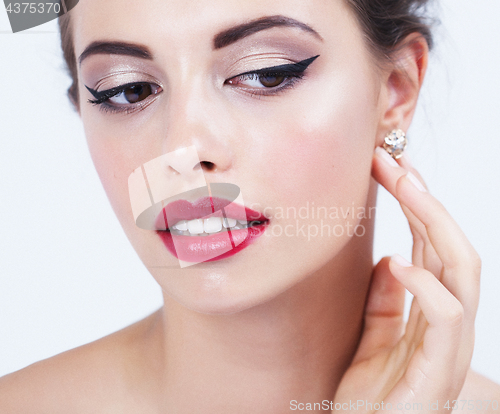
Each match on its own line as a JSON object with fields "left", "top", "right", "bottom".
{"left": 160, "top": 78, "right": 235, "bottom": 177}
{"left": 163, "top": 146, "right": 206, "bottom": 181}
{"left": 162, "top": 148, "right": 213, "bottom": 178}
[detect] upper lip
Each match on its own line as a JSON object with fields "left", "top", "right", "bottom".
{"left": 154, "top": 196, "right": 268, "bottom": 230}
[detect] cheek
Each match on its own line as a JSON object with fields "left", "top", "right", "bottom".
{"left": 253, "top": 73, "right": 378, "bottom": 210}
{"left": 80, "top": 111, "right": 139, "bottom": 231}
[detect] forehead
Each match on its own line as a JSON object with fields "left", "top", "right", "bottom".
{"left": 72, "top": 0, "right": 360, "bottom": 59}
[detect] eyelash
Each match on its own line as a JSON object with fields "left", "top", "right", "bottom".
{"left": 86, "top": 82, "right": 162, "bottom": 115}
{"left": 86, "top": 55, "right": 320, "bottom": 114}
{"left": 224, "top": 55, "right": 320, "bottom": 98}
{"left": 226, "top": 72, "right": 303, "bottom": 97}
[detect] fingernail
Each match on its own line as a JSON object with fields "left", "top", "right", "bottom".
{"left": 406, "top": 172, "right": 427, "bottom": 192}
{"left": 375, "top": 147, "right": 399, "bottom": 167}
{"left": 391, "top": 254, "right": 413, "bottom": 267}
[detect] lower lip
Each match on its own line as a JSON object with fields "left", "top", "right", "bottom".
{"left": 157, "top": 222, "right": 268, "bottom": 263}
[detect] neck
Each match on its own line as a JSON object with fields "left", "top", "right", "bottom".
{"left": 155, "top": 225, "right": 373, "bottom": 414}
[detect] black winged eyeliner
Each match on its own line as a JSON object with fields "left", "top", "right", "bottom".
{"left": 85, "top": 82, "right": 151, "bottom": 104}
{"left": 234, "top": 55, "right": 320, "bottom": 78}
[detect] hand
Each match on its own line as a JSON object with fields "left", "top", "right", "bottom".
{"left": 333, "top": 147, "right": 481, "bottom": 413}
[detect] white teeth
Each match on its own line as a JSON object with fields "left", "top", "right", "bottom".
{"left": 187, "top": 219, "right": 204, "bottom": 234}
{"left": 204, "top": 217, "right": 223, "bottom": 233}
{"left": 223, "top": 217, "right": 237, "bottom": 228}
{"left": 172, "top": 220, "right": 188, "bottom": 231}
{"left": 170, "top": 217, "right": 251, "bottom": 235}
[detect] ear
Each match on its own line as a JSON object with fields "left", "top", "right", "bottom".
{"left": 376, "top": 33, "right": 429, "bottom": 147}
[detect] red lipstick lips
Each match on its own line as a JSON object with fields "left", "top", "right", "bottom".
{"left": 155, "top": 196, "right": 268, "bottom": 264}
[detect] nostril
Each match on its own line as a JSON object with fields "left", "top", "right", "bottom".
{"left": 197, "top": 161, "right": 216, "bottom": 172}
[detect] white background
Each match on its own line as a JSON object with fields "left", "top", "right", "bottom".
{"left": 1, "top": 0, "right": 499, "bottom": 383}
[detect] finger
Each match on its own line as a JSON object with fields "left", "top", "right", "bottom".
{"left": 395, "top": 173, "right": 481, "bottom": 316}
{"left": 403, "top": 296, "right": 428, "bottom": 355}
{"left": 409, "top": 224, "right": 425, "bottom": 268}
{"left": 373, "top": 148, "right": 442, "bottom": 277}
{"left": 373, "top": 148, "right": 481, "bottom": 316}
{"left": 390, "top": 255, "right": 465, "bottom": 363}
{"left": 398, "top": 153, "right": 442, "bottom": 277}
{"left": 403, "top": 204, "right": 442, "bottom": 278}
{"left": 398, "top": 152, "right": 428, "bottom": 192}
{"left": 388, "top": 255, "right": 470, "bottom": 403}
{"left": 353, "top": 257, "right": 406, "bottom": 363}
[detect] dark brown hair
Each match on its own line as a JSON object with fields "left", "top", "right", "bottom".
{"left": 345, "top": 0, "right": 434, "bottom": 60}
{"left": 58, "top": 13, "right": 78, "bottom": 110}
{"left": 58, "top": 0, "right": 435, "bottom": 111}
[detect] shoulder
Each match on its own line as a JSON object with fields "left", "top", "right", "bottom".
{"left": 457, "top": 369, "right": 500, "bottom": 412}
{"left": 0, "top": 310, "right": 163, "bottom": 414}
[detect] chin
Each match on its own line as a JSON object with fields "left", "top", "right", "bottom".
{"left": 162, "top": 274, "right": 281, "bottom": 316}
{"left": 153, "top": 243, "right": 340, "bottom": 316}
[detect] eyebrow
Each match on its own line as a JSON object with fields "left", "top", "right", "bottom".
{"left": 78, "top": 15, "right": 322, "bottom": 65}
{"left": 78, "top": 41, "right": 153, "bottom": 65}
{"left": 213, "top": 15, "right": 323, "bottom": 49}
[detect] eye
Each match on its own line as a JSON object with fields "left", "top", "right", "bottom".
{"left": 85, "top": 82, "right": 163, "bottom": 112}
{"left": 228, "top": 73, "right": 287, "bottom": 89}
{"left": 108, "top": 84, "right": 159, "bottom": 105}
{"left": 224, "top": 55, "right": 320, "bottom": 95}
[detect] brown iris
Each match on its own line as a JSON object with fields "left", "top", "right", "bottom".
{"left": 124, "top": 84, "right": 153, "bottom": 103}
{"left": 259, "top": 75, "right": 285, "bottom": 87}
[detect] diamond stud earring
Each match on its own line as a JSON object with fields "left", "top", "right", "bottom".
{"left": 383, "top": 129, "right": 407, "bottom": 159}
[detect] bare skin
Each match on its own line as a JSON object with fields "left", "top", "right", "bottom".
{"left": 1, "top": 0, "right": 499, "bottom": 413}
{"left": 0, "top": 294, "right": 499, "bottom": 413}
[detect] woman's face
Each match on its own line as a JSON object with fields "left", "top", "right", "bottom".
{"left": 73, "top": 0, "right": 385, "bottom": 314}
